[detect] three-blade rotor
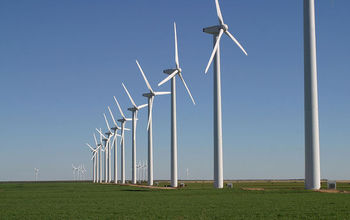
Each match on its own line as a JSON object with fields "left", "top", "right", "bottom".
{"left": 136, "top": 59, "right": 171, "bottom": 130}
{"left": 204, "top": 0, "right": 248, "bottom": 74}
{"left": 122, "top": 83, "right": 148, "bottom": 111}
{"left": 158, "top": 22, "right": 196, "bottom": 106}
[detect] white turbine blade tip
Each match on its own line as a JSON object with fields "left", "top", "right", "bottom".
{"left": 122, "top": 83, "right": 137, "bottom": 107}
{"left": 136, "top": 60, "right": 153, "bottom": 92}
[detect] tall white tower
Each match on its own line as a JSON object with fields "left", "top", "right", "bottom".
{"left": 303, "top": 0, "right": 321, "bottom": 190}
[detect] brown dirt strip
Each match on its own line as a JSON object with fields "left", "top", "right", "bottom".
{"left": 316, "top": 189, "right": 350, "bottom": 194}
{"left": 241, "top": 187, "right": 265, "bottom": 191}
{"left": 122, "top": 184, "right": 176, "bottom": 190}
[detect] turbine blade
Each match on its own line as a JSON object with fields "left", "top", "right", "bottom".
{"left": 98, "top": 128, "right": 103, "bottom": 143}
{"left": 137, "top": 103, "right": 148, "bottom": 110}
{"left": 174, "top": 22, "right": 179, "bottom": 68}
{"left": 154, "top": 91, "right": 171, "bottom": 96}
{"left": 96, "top": 128, "right": 107, "bottom": 139}
{"left": 113, "top": 96, "right": 125, "bottom": 118}
{"left": 93, "top": 133, "right": 98, "bottom": 146}
{"left": 147, "top": 97, "right": 154, "bottom": 130}
{"left": 124, "top": 127, "right": 131, "bottom": 131}
{"left": 103, "top": 113, "right": 112, "bottom": 132}
{"left": 225, "top": 31, "right": 248, "bottom": 56}
{"left": 122, "top": 83, "right": 137, "bottom": 108}
{"left": 86, "top": 143, "right": 95, "bottom": 152}
{"left": 136, "top": 60, "right": 153, "bottom": 92}
{"left": 120, "top": 129, "right": 124, "bottom": 145}
{"left": 91, "top": 152, "right": 97, "bottom": 160}
{"left": 215, "top": 0, "right": 224, "bottom": 25}
{"left": 178, "top": 72, "right": 196, "bottom": 105}
{"left": 110, "top": 134, "right": 117, "bottom": 150}
{"left": 108, "top": 106, "right": 118, "bottom": 127}
{"left": 205, "top": 29, "right": 224, "bottom": 73}
{"left": 158, "top": 70, "right": 178, "bottom": 86}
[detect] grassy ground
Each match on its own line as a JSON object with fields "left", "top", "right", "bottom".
{"left": 0, "top": 181, "right": 350, "bottom": 219}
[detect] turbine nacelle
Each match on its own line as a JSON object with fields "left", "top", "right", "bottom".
{"left": 163, "top": 68, "right": 178, "bottom": 75}
{"left": 105, "top": 131, "right": 112, "bottom": 136}
{"left": 127, "top": 107, "right": 138, "bottom": 112}
{"left": 203, "top": 25, "right": 221, "bottom": 35}
{"left": 142, "top": 92, "right": 154, "bottom": 98}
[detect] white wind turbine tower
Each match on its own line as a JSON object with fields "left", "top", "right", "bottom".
{"left": 114, "top": 96, "right": 131, "bottom": 184}
{"left": 136, "top": 60, "right": 171, "bottom": 186}
{"left": 93, "top": 133, "right": 101, "bottom": 183}
{"left": 34, "top": 168, "right": 39, "bottom": 182}
{"left": 82, "top": 164, "right": 87, "bottom": 180}
{"left": 86, "top": 141, "right": 101, "bottom": 183}
{"left": 86, "top": 143, "right": 97, "bottom": 182}
{"left": 96, "top": 127, "right": 112, "bottom": 183}
{"left": 103, "top": 113, "right": 117, "bottom": 183}
{"left": 72, "top": 164, "right": 78, "bottom": 181}
{"left": 108, "top": 106, "right": 122, "bottom": 184}
{"left": 303, "top": 0, "right": 320, "bottom": 190}
{"left": 122, "top": 83, "right": 148, "bottom": 185}
{"left": 96, "top": 128, "right": 108, "bottom": 183}
{"left": 95, "top": 131, "right": 104, "bottom": 183}
{"left": 137, "top": 161, "right": 141, "bottom": 183}
{"left": 143, "top": 161, "right": 148, "bottom": 182}
{"left": 203, "top": 0, "right": 248, "bottom": 188}
{"left": 158, "top": 22, "right": 196, "bottom": 187}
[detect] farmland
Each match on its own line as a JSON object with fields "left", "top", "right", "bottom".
{"left": 0, "top": 181, "right": 350, "bottom": 219}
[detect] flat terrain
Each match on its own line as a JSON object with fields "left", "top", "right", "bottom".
{"left": 0, "top": 181, "right": 350, "bottom": 219}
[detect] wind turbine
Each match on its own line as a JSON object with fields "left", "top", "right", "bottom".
{"left": 203, "top": 0, "right": 248, "bottom": 188}
{"left": 157, "top": 22, "right": 196, "bottom": 187}
{"left": 86, "top": 141, "right": 101, "bottom": 183}
{"left": 86, "top": 143, "right": 97, "bottom": 182}
{"left": 72, "top": 164, "right": 78, "bottom": 181}
{"left": 108, "top": 106, "right": 122, "bottom": 184}
{"left": 95, "top": 132, "right": 104, "bottom": 183}
{"left": 303, "top": 0, "right": 320, "bottom": 190}
{"left": 113, "top": 96, "right": 131, "bottom": 184}
{"left": 93, "top": 133, "right": 101, "bottom": 183}
{"left": 103, "top": 113, "right": 116, "bottom": 183}
{"left": 96, "top": 127, "right": 112, "bottom": 183}
{"left": 136, "top": 161, "right": 141, "bottom": 183}
{"left": 82, "top": 164, "right": 87, "bottom": 180}
{"left": 34, "top": 168, "right": 39, "bottom": 182}
{"left": 136, "top": 60, "right": 171, "bottom": 186}
{"left": 122, "top": 83, "right": 148, "bottom": 184}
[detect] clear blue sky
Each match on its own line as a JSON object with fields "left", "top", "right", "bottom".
{"left": 0, "top": 0, "right": 349, "bottom": 181}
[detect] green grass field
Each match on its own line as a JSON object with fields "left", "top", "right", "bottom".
{"left": 1, "top": 181, "right": 350, "bottom": 219}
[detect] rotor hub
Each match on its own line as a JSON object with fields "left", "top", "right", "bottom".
{"left": 221, "top": 24, "right": 228, "bottom": 32}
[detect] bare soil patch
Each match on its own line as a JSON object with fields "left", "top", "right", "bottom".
{"left": 242, "top": 187, "right": 265, "bottom": 191}
{"left": 317, "top": 189, "right": 350, "bottom": 194}
{"left": 122, "top": 184, "right": 176, "bottom": 190}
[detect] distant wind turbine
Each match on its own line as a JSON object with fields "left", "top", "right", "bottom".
{"left": 114, "top": 97, "right": 131, "bottom": 184}
{"left": 122, "top": 83, "right": 148, "bottom": 184}
{"left": 108, "top": 106, "right": 122, "bottom": 184}
{"left": 34, "top": 168, "right": 39, "bottom": 182}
